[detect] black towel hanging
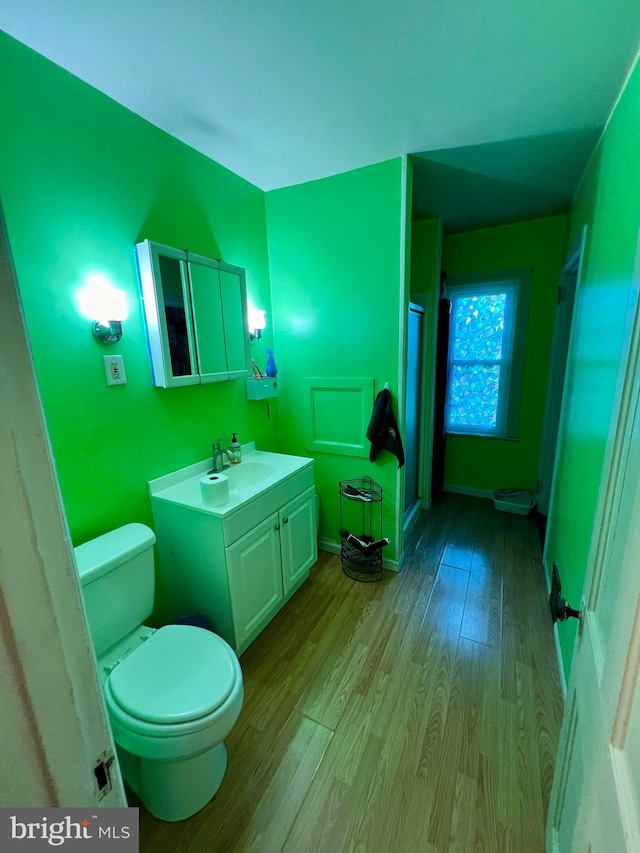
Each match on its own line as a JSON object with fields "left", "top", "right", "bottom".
{"left": 366, "top": 388, "right": 405, "bottom": 468}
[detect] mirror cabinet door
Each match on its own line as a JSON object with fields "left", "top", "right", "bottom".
{"left": 137, "top": 240, "right": 199, "bottom": 388}
{"left": 188, "top": 260, "right": 228, "bottom": 380}
{"left": 220, "top": 267, "right": 250, "bottom": 378}
{"left": 158, "top": 253, "right": 197, "bottom": 380}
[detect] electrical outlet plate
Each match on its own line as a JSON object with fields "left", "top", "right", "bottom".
{"left": 104, "top": 354, "right": 127, "bottom": 386}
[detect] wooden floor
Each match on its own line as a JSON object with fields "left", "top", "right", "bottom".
{"left": 139, "top": 494, "right": 564, "bottom": 852}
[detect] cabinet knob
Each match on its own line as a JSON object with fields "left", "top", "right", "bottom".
{"left": 283, "top": 517, "right": 289, "bottom": 524}
{"left": 275, "top": 523, "right": 281, "bottom": 531}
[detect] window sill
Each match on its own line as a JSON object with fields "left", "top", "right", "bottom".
{"left": 446, "top": 431, "right": 520, "bottom": 442}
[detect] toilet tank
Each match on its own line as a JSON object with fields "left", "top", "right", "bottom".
{"left": 74, "top": 523, "right": 156, "bottom": 657}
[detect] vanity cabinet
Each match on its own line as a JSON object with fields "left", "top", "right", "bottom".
{"left": 226, "top": 490, "right": 316, "bottom": 649}
{"left": 149, "top": 456, "right": 317, "bottom": 654}
{"left": 135, "top": 240, "right": 250, "bottom": 388}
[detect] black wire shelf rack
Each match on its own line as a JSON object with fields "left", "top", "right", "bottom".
{"left": 338, "top": 477, "right": 385, "bottom": 582}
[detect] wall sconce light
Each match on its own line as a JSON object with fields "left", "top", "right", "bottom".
{"left": 93, "top": 318, "right": 124, "bottom": 344}
{"left": 77, "top": 274, "right": 129, "bottom": 345}
{"left": 248, "top": 305, "right": 267, "bottom": 341}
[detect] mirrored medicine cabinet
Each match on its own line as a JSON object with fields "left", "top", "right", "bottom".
{"left": 135, "top": 240, "right": 251, "bottom": 388}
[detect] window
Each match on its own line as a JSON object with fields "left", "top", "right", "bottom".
{"left": 445, "top": 270, "right": 530, "bottom": 438}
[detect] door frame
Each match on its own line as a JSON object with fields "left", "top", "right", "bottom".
{"left": 536, "top": 228, "right": 585, "bottom": 518}
{"left": 404, "top": 301, "right": 426, "bottom": 528}
{"left": 405, "top": 224, "right": 443, "bottom": 521}
{"left": 0, "top": 200, "right": 126, "bottom": 807}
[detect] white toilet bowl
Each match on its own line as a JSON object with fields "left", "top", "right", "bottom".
{"left": 99, "top": 624, "right": 243, "bottom": 822}
{"left": 73, "top": 524, "right": 244, "bottom": 822}
{"left": 99, "top": 625, "right": 243, "bottom": 821}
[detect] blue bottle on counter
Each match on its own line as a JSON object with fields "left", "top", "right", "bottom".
{"left": 265, "top": 348, "right": 277, "bottom": 377}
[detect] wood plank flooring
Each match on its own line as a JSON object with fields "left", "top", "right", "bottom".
{"left": 139, "top": 494, "right": 564, "bottom": 852}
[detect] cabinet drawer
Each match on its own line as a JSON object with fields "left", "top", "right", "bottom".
{"left": 223, "top": 464, "right": 314, "bottom": 545}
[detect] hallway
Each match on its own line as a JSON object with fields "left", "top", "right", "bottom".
{"left": 139, "top": 494, "right": 564, "bottom": 852}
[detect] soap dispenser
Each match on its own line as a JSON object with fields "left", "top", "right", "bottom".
{"left": 230, "top": 433, "right": 241, "bottom": 464}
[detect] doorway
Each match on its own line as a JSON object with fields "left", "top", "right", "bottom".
{"left": 536, "top": 231, "right": 584, "bottom": 533}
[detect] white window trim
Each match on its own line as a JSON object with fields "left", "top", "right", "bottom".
{"left": 445, "top": 268, "right": 531, "bottom": 439}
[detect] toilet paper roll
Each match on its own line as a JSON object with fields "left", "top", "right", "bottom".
{"left": 200, "top": 473, "right": 229, "bottom": 507}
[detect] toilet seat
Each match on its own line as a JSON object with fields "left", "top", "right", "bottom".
{"left": 108, "top": 625, "right": 237, "bottom": 725}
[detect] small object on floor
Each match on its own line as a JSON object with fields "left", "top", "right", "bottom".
{"left": 340, "top": 484, "right": 373, "bottom": 502}
{"left": 339, "top": 528, "right": 390, "bottom": 555}
{"left": 492, "top": 488, "right": 535, "bottom": 516}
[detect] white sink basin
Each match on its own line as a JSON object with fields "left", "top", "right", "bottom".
{"left": 222, "top": 461, "right": 277, "bottom": 491}
{"left": 149, "top": 444, "right": 313, "bottom": 518}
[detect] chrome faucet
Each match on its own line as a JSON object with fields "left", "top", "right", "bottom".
{"left": 211, "top": 438, "right": 237, "bottom": 472}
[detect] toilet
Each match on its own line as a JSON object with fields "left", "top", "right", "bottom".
{"left": 74, "top": 522, "right": 243, "bottom": 822}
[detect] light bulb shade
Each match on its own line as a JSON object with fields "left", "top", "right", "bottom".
{"left": 77, "top": 274, "right": 129, "bottom": 324}
{"left": 247, "top": 302, "right": 267, "bottom": 338}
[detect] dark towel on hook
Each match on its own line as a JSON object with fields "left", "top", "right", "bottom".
{"left": 366, "top": 388, "right": 405, "bottom": 468}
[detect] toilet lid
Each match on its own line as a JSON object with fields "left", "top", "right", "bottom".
{"left": 108, "top": 625, "right": 237, "bottom": 724}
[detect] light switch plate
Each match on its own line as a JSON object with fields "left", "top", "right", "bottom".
{"left": 104, "top": 355, "right": 127, "bottom": 386}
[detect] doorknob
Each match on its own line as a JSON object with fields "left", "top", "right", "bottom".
{"left": 550, "top": 596, "right": 581, "bottom": 623}
{"left": 549, "top": 563, "right": 581, "bottom": 624}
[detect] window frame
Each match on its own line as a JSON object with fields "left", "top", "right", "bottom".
{"left": 445, "top": 268, "right": 531, "bottom": 439}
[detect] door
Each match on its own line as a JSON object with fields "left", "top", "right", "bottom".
{"left": 219, "top": 265, "right": 251, "bottom": 379}
{"left": 226, "top": 513, "right": 283, "bottom": 648}
{"left": 137, "top": 240, "right": 199, "bottom": 387}
{"left": 0, "top": 202, "right": 125, "bottom": 807}
{"left": 536, "top": 232, "right": 583, "bottom": 520}
{"left": 404, "top": 303, "right": 424, "bottom": 520}
{"left": 547, "top": 259, "right": 640, "bottom": 851}
{"left": 188, "top": 259, "right": 228, "bottom": 379}
{"left": 280, "top": 488, "right": 317, "bottom": 595}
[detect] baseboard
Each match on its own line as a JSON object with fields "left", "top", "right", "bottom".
{"left": 318, "top": 538, "right": 401, "bottom": 573}
{"left": 403, "top": 500, "right": 423, "bottom": 534}
{"left": 443, "top": 482, "right": 494, "bottom": 499}
{"left": 547, "top": 827, "right": 560, "bottom": 853}
{"left": 318, "top": 538, "right": 340, "bottom": 557}
{"left": 542, "top": 553, "right": 568, "bottom": 703}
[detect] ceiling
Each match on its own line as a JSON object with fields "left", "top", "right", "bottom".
{"left": 1, "top": 1, "right": 639, "bottom": 232}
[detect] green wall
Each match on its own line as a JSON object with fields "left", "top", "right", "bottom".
{"left": 0, "top": 32, "right": 277, "bottom": 546}
{"left": 441, "top": 216, "right": 567, "bottom": 493}
{"left": 265, "top": 160, "right": 406, "bottom": 561}
{"left": 411, "top": 218, "right": 442, "bottom": 300}
{"left": 545, "top": 53, "right": 640, "bottom": 678}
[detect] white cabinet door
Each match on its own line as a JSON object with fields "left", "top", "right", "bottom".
{"left": 136, "top": 241, "right": 199, "bottom": 388}
{"left": 280, "top": 488, "right": 317, "bottom": 596}
{"left": 188, "top": 259, "right": 228, "bottom": 380}
{"left": 219, "top": 266, "right": 250, "bottom": 379}
{"left": 226, "top": 513, "right": 283, "bottom": 649}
